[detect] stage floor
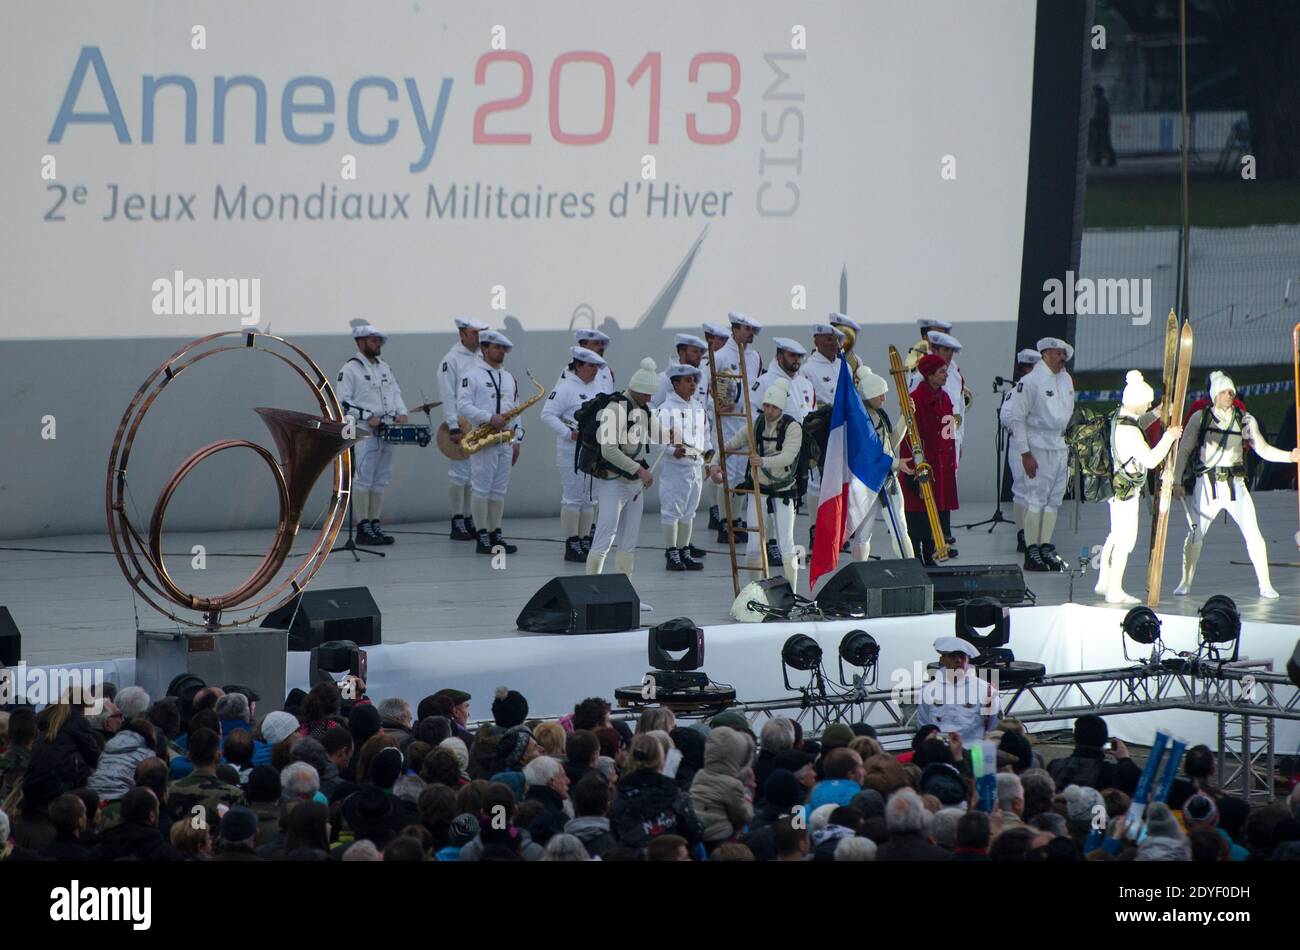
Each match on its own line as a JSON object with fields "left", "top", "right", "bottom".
{"left": 4, "top": 492, "right": 1300, "bottom": 666}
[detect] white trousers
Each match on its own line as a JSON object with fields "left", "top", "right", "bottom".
{"left": 556, "top": 445, "right": 594, "bottom": 509}
{"left": 851, "top": 480, "right": 913, "bottom": 559}
{"left": 659, "top": 458, "right": 703, "bottom": 525}
{"left": 591, "top": 477, "right": 645, "bottom": 558}
{"left": 1020, "top": 446, "right": 1069, "bottom": 511}
{"left": 1180, "top": 473, "right": 1273, "bottom": 592}
{"left": 469, "top": 442, "right": 512, "bottom": 500}
{"left": 1007, "top": 445, "right": 1028, "bottom": 507}
{"left": 1095, "top": 493, "right": 1140, "bottom": 596}
{"left": 353, "top": 436, "right": 395, "bottom": 492}
{"left": 447, "top": 455, "right": 471, "bottom": 487}
{"left": 721, "top": 418, "right": 749, "bottom": 488}
{"left": 744, "top": 494, "right": 796, "bottom": 565}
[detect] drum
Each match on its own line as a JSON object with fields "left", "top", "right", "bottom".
{"left": 376, "top": 423, "right": 431, "bottom": 447}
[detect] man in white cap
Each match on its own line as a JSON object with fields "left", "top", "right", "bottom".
{"left": 1002, "top": 337, "right": 1076, "bottom": 571}
{"left": 713, "top": 313, "right": 764, "bottom": 543}
{"left": 701, "top": 322, "right": 732, "bottom": 531}
{"left": 715, "top": 377, "right": 803, "bottom": 589}
{"left": 656, "top": 363, "right": 712, "bottom": 571}
{"left": 651, "top": 333, "right": 709, "bottom": 409}
{"left": 999, "top": 348, "right": 1043, "bottom": 552}
{"left": 800, "top": 323, "right": 844, "bottom": 409}
{"left": 439, "top": 316, "right": 490, "bottom": 541}
{"left": 587, "top": 358, "right": 660, "bottom": 578}
{"left": 849, "top": 365, "right": 913, "bottom": 560}
{"left": 540, "top": 346, "right": 608, "bottom": 562}
{"left": 456, "top": 330, "right": 523, "bottom": 555}
{"left": 915, "top": 637, "right": 1002, "bottom": 748}
{"left": 651, "top": 333, "right": 712, "bottom": 562}
{"left": 904, "top": 318, "right": 953, "bottom": 373}
{"left": 564, "top": 328, "right": 615, "bottom": 394}
{"left": 1172, "top": 370, "right": 1300, "bottom": 599}
{"left": 750, "top": 337, "right": 816, "bottom": 566}
{"left": 828, "top": 312, "right": 860, "bottom": 336}
{"left": 1093, "top": 371, "right": 1183, "bottom": 604}
{"left": 338, "top": 324, "right": 409, "bottom": 545}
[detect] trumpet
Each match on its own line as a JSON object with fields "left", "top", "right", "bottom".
{"left": 437, "top": 373, "right": 546, "bottom": 459}
{"left": 887, "top": 345, "right": 949, "bottom": 562}
{"left": 839, "top": 324, "right": 863, "bottom": 375}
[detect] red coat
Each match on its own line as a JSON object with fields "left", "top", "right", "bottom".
{"left": 900, "top": 381, "right": 958, "bottom": 512}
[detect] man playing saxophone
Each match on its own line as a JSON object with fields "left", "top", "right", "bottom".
{"left": 456, "top": 330, "right": 524, "bottom": 555}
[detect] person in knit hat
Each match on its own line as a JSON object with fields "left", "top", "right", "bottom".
{"left": 899, "top": 351, "right": 959, "bottom": 564}
{"left": 1092, "top": 370, "right": 1183, "bottom": 604}
{"left": 586, "top": 357, "right": 659, "bottom": 579}
{"left": 848, "top": 365, "right": 914, "bottom": 561}
{"left": 1172, "top": 369, "right": 1300, "bottom": 599}
{"left": 718, "top": 376, "right": 805, "bottom": 588}
{"left": 492, "top": 687, "right": 529, "bottom": 728}
{"left": 1136, "top": 802, "right": 1191, "bottom": 861}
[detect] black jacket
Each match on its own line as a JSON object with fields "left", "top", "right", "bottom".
{"left": 610, "top": 770, "right": 704, "bottom": 852}
{"left": 525, "top": 784, "right": 568, "bottom": 821}
{"left": 25, "top": 716, "right": 101, "bottom": 799}
{"left": 41, "top": 834, "right": 91, "bottom": 861}
{"left": 1047, "top": 745, "right": 1141, "bottom": 794}
{"left": 90, "top": 821, "right": 184, "bottom": 861}
{"left": 876, "top": 832, "right": 954, "bottom": 861}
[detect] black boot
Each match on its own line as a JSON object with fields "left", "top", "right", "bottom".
{"left": 665, "top": 547, "right": 686, "bottom": 571}
{"left": 450, "top": 515, "right": 474, "bottom": 541}
{"left": 1024, "top": 544, "right": 1049, "bottom": 572}
{"left": 766, "top": 538, "right": 783, "bottom": 566}
{"left": 580, "top": 534, "right": 592, "bottom": 555}
{"left": 371, "top": 519, "right": 395, "bottom": 545}
{"left": 707, "top": 505, "right": 722, "bottom": 530}
{"left": 1016, "top": 529, "right": 1026, "bottom": 553}
{"left": 679, "top": 547, "right": 705, "bottom": 571}
{"left": 490, "top": 528, "right": 518, "bottom": 554}
{"left": 686, "top": 543, "right": 707, "bottom": 559}
{"left": 564, "top": 536, "right": 587, "bottom": 562}
{"left": 462, "top": 515, "right": 478, "bottom": 540}
{"left": 476, "top": 529, "right": 494, "bottom": 554}
{"left": 356, "top": 520, "right": 381, "bottom": 547}
{"left": 1039, "top": 543, "right": 1067, "bottom": 572}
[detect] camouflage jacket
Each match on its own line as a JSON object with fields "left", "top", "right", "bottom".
{"left": 168, "top": 771, "right": 246, "bottom": 828}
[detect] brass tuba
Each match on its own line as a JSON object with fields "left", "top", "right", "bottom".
{"left": 438, "top": 372, "right": 546, "bottom": 459}
{"left": 839, "top": 324, "right": 863, "bottom": 375}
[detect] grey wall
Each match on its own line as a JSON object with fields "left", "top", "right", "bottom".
{"left": 0, "top": 320, "right": 1015, "bottom": 539}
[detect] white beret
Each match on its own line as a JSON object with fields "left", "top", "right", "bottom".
{"left": 575, "top": 328, "right": 610, "bottom": 344}
{"left": 702, "top": 321, "right": 731, "bottom": 339}
{"left": 926, "top": 331, "right": 962, "bottom": 351}
{"left": 454, "top": 316, "right": 489, "bottom": 331}
{"left": 674, "top": 333, "right": 707, "bottom": 350}
{"left": 772, "top": 337, "right": 807, "bottom": 356}
{"left": 810, "top": 323, "right": 839, "bottom": 337}
{"left": 917, "top": 318, "right": 954, "bottom": 332}
{"left": 728, "top": 311, "right": 762, "bottom": 331}
{"left": 666, "top": 362, "right": 701, "bottom": 380}
{"left": 570, "top": 345, "right": 606, "bottom": 366}
{"left": 933, "top": 636, "right": 979, "bottom": 658}
{"left": 1037, "top": 337, "right": 1074, "bottom": 361}
{"left": 829, "top": 313, "right": 860, "bottom": 332}
{"left": 481, "top": 330, "right": 513, "bottom": 349}
{"left": 1015, "top": 348, "right": 1042, "bottom": 365}
{"left": 352, "top": 324, "right": 387, "bottom": 340}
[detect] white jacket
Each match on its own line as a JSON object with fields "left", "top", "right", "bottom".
{"left": 456, "top": 358, "right": 520, "bottom": 438}
{"left": 751, "top": 361, "right": 816, "bottom": 422}
{"left": 1003, "top": 360, "right": 1075, "bottom": 452}
{"left": 540, "top": 371, "right": 605, "bottom": 455}
{"left": 437, "top": 342, "right": 481, "bottom": 429}
{"left": 337, "top": 354, "right": 407, "bottom": 422}
{"left": 799, "top": 350, "right": 841, "bottom": 407}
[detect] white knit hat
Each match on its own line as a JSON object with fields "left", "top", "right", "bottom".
{"left": 628, "top": 357, "right": 659, "bottom": 394}
{"left": 855, "top": 365, "right": 889, "bottom": 401}
{"left": 1121, "top": 370, "right": 1154, "bottom": 407}
{"left": 260, "top": 711, "right": 299, "bottom": 746}
{"left": 1209, "top": 370, "right": 1236, "bottom": 401}
{"left": 761, "top": 377, "right": 790, "bottom": 408}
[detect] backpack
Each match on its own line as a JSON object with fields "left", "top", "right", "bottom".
{"left": 1064, "top": 407, "right": 1142, "bottom": 503}
{"left": 799, "top": 405, "right": 834, "bottom": 496}
{"left": 1182, "top": 405, "right": 1245, "bottom": 494}
{"left": 573, "top": 392, "right": 633, "bottom": 477}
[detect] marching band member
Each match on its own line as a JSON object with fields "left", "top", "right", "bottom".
{"left": 1002, "top": 337, "right": 1076, "bottom": 572}
{"left": 337, "top": 324, "right": 408, "bottom": 546}
{"left": 702, "top": 321, "right": 732, "bottom": 532}
{"left": 560, "top": 328, "right": 615, "bottom": 394}
{"left": 651, "top": 333, "right": 709, "bottom": 408}
{"left": 904, "top": 318, "right": 952, "bottom": 372}
{"left": 586, "top": 359, "right": 660, "bottom": 577}
{"left": 1093, "top": 371, "right": 1182, "bottom": 605}
{"left": 999, "top": 348, "right": 1042, "bottom": 552}
{"left": 656, "top": 363, "right": 712, "bottom": 571}
{"left": 540, "top": 346, "right": 608, "bottom": 562}
{"left": 713, "top": 313, "right": 764, "bottom": 543}
{"left": 716, "top": 377, "right": 803, "bottom": 590}
{"left": 438, "top": 316, "right": 489, "bottom": 541}
{"left": 800, "top": 322, "right": 844, "bottom": 409}
{"left": 828, "top": 312, "right": 861, "bottom": 344}
{"left": 456, "top": 330, "right": 522, "bottom": 556}
{"left": 850, "top": 366, "right": 914, "bottom": 560}
{"left": 750, "top": 337, "right": 816, "bottom": 566}
{"left": 1172, "top": 371, "right": 1300, "bottom": 599}
{"left": 899, "top": 353, "right": 958, "bottom": 565}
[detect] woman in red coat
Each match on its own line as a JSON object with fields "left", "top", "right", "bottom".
{"left": 900, "top": 353, "right": 959, "bottom": 564}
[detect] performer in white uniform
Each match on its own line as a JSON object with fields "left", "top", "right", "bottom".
{"left": 1172, "top": 371, "right": 1300, "bottom": 599}
{"left": 1002, "top": 337, "right": 1076, "bottom": 572}
{"left": 713, "top": 313, "right": 764, "bottom": 543}
{"left": 849, "top": 366, "right": 914, "bottom": 560}
{"left": 904, "top": 318, "right": 952, "bottom": 373}
{"left": 587, "top": 359, "right": 660, "bottom": 578}
{"left": 999, "top": 348, "right": 1042, "bottom": 553}
{"left": 456, "top": 330, "right": 522, "bottom": 556}
{"left": 1093, "top": 372, "right": 1182, "bottom": 605}
{"left": 916, "top": 638, "right": 1002, "bottom": 748}
{"left": 799, "top": 323, "right": 844, "bottom": 409}
{"left": 438, "top": 316, "right": 489, "bottom": 541}
{"left": 701, "top": 321, "right": 732, "bottom": 533}
{"left": 656, "top": 363, "right": 712, "bottom": 571}
{"left": 750, "top": 338, "right": 816, "bottom": 567}
{"left": 651, "top": 333, "right": 709, "bottom": 409}
{"left": 559, "top": 329, "right": 615, "bottom": 394}
{"left": 337, "top": 324, "right": 409, "bottom": 546}
{"left": 540, "top": 346, "right": 607, "bottom": 562}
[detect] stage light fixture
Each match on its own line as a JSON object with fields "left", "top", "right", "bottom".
{"left": 837, "top": 629, "right": 880, "bottom": 690}
{"left": 955, "top": 597, "right": 1010, "bottom": 655}
{"left": 1120, "top": 605, "right": 1165, "bottom": 664}
{"left": 643, "top": 618, "right": 710, "bottom": 694}
{"left": 1287, "top": 640, "right": 1300, "bottom": 688}
{"left": 309, "top": 639, "right": 367, "bottom": 689}
{"left": 782, "top": 634, "right": 822, "bottom": 672}
{"left": 1197, "top": 595, "right": 1241, "bottom": 662}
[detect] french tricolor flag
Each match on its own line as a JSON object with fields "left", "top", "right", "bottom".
{"left": 809, "top": 359, "right": 895, "bottom": 591}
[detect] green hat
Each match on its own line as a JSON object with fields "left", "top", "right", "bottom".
{"left": 709, "top": 711, "right": 751, "bottom": 733}
{"left": 820, "top": 723, "right": 855, "bottom": 750}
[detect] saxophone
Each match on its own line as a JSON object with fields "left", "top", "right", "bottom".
{"left": 457, "top": 372, "right": 546, "bottom": 457}
{"left": 888, "top": 345, "right": 949, "bottom": 562}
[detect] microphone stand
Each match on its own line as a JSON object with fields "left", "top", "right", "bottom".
{"left": 958, "top": 379, "right": 1016, "bottom": 532}
{"left": 1066, "top": 546, "right": 1090, "bottom": 604}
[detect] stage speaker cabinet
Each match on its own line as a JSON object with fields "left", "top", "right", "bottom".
{"left": 517, "top": 574, "right": 640, "bottom": 634}
{"left": 261, "top": 587, "right": 382, "bottom": 652}
{"left": 815, "top": 559, "right": 934, "bottom": 618}
{"left": 0, "top": 607, "right": 20, "bottom": 666}
{"left": 925, "top": 564, "right": 1029, "bottom": 610}
{"left": 136, "top": 627, "right": 287, "bottom": 713}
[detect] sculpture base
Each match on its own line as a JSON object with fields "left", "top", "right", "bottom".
{"left": 136, "top": 627, "right": 287, "bottom": 713}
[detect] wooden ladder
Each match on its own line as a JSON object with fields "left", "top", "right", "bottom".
{"left": 708, "top": 343, "right": 768, "bottom": 597}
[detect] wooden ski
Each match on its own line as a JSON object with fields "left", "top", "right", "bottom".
{"left": 1147, "top": 310, "right": 1180, "bottom": 549}
{"left": 1146, "top": 320, "right": 1193, "bottom": 606}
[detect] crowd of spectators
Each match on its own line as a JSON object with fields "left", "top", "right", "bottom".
{"left": 2, "top": 682, "right": 1298, "bottom": 862}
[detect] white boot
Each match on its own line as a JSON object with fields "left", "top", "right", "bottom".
{"left": 851, "top": 541, "right": 870, "bottom": 562}
{"left": 585, "top": 552, "right": 607, "bottom": 575}
{"left": 1103, "top": 549, "right": 1138, "bottom": 604}
{"left": 783, "top": 559, "right": 801, "bottom": 593}
{"left": 1094, "top": 537, "right": 1114, "bottom": 596}
{"left": 1244, "top": 531, "right": 1279, "bottom": 597}
{"left": 1173, "top": 538, "right": 1201, "bottom": 596}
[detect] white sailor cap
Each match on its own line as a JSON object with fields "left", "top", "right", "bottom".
{"left": 934, "top": 636, "right": 979, "bottom": 658}
{"left": 829, "top": 313, "right": 860, "bottom": 332}
{"left": 666, "top": 362, "right": 701, "bottom": 380}
{"left": 773, "top": 336, "right": 807, "bottom": 356}
{"left": 926, "top": 331, "right": 962, "bottom": 351}
{"left": 575, "top": 328, "right": 610, "bottom": 345}
{"left": 728, "top": 311, "right": 762, "bottom": 332}
{"left": 481, "top": 330, "right": 513, "bottom": 349}
{"left": 702, "top": 321, "right": 731, "bottom": 339}
{"left": 1016, "top": 348, "right": 1042, "bottom": 365}
{"left": 674, "top": 333, "right": 707, "bottom": 350}
{"left": 810, "top": 322, "right": 842, "bottom": 338}
{"left": 917, "top": 317, "right": 954, "bottom": 332}
{"left": 570, "top": 345, "right": 606, "bottom": 366}
{"left": 352, "top": 324, "right": 388, "bottom": 340}
{"left": 454, "top": 316, "right": 490, "bottom": 331}
{"left": 1037, "top": 336, "right": 1074, "bottom": 362}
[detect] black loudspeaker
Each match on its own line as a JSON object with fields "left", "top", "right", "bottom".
{"left": 1288, "top": 640, "right": 1300, "bottom": 688}
{"left": 517, "top": 574, "right": 640, "bottom": 634}
{"left": 261, "top": 587, "right": 382, "bottom": 652}
{"left": 0, "top": 607, "right": 20, "bottom": 665}
{"left": 815, "top": 559, "right": 934, "bottom": 618}
{"left": 924, "top": 564, "right": 1030, "bottom": 610}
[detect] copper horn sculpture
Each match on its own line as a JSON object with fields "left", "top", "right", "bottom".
{"left": 106, "top": 331, "right": 364, "bottom": 629}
